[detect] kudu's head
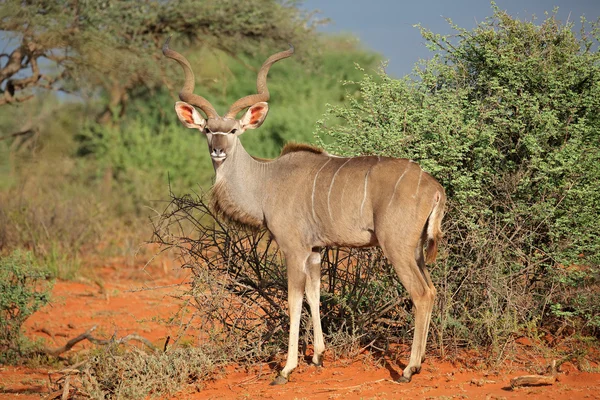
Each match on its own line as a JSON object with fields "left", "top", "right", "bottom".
{"left": 162, "top": 37, "right": 294, "bottom": 167}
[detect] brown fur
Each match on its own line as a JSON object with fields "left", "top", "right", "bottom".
{"left": 248, "top": 143, "right": 324, "bottom": 163}
{"left": 280, "top": 142, "right": 325, "bottom": 156}
{"left": 210, "top": 181, "right": 263, "bottom": 230}
{"left": 251, "top": 155, "right": 271, "bottom": 162}
{"left": 212, "top": 142, "right": 324, "bottom": 226}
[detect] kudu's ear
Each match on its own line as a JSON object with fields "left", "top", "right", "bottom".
{"left": 240, "top": 102, "right": 269, "bottom": 131}
{"left": 175, "top": 101, "right": 206, "bottom": 131}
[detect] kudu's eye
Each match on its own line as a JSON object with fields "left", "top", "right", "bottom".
{"left": 204, "top": 127, "right": 211, "bottom": 134}
{"left": 230, "top": 129, "right": 237, "bottom": 134}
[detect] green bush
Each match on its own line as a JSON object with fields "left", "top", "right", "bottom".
{"left": 0, "top": 250, "right": 53, "bottom": 363}
{"left": 317, "top": 6, "right": 600, "bottom": 353}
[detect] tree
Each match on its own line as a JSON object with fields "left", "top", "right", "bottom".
{"left": 0, "top": 0, "right": 318, "bottom": 120}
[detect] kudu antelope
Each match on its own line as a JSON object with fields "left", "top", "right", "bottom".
{"left": 163, "top": 38, "right": 446, "bottom": 384}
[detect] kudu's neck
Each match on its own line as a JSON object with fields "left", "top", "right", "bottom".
{"left": 214, "top": 137, "right": 265, "bottom": 183}
{"left": 212, "top": 137, "right": 270, "bottom": 227}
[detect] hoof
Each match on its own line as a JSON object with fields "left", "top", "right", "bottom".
{"left": 270, "top": 375, "right": 288, "bottom": 385}
{"left": 311, "top": 355, "right": 324, "bottom": 367}
{"left": 397, "top": 365, "right": 420, "bottom": 383}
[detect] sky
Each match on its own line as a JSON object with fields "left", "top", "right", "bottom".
{"left": 300, "top": 0, "right": 600, "bottom": 77}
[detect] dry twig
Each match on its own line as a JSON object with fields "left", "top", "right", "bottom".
{"left": 43, "top": 325, "right": 159, "bottom": 357}
{"left": 46, "top": 367, "right": 85, "bottom": 400}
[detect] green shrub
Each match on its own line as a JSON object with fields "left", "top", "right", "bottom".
{"left": 0, "top": 250, "right": 53, "bottom": 363}
{"left": 316, "top": 6, "right": 600, "bottom": 353}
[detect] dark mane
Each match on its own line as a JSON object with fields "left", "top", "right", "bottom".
{"left": 280, "top": 142, "right": 325, "bottom": 156}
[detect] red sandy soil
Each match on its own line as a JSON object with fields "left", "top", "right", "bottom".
{"left": 1, "top": 258, "right": 599, "bottom": 399}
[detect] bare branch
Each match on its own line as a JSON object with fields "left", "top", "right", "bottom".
{"left": 7, "top": 56, "right": 42, "bottom": 90}
{"left": 0, "top": 92, "right": 34, "bottom": 106}
{"left": 0, "top": 128, "right": 36, "bottom": 141}
{"left": 0, "top": 46, "right": 26, "bottom": 82}
{"left": 42, "top": 326, "right": 159, "bottom": 357}
{"left": 43, "top": 326, "right": 99, "bottom": 357}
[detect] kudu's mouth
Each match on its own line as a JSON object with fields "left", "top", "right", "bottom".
{"left": 210, "top": 148, "right": 227, "bottom": 161}
{"left": 210, "top": 152, "right": 227, "bottom": 163}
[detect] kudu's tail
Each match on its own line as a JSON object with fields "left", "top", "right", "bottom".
{"left": 425, "top": 190, "right": 446, "bottom": 264}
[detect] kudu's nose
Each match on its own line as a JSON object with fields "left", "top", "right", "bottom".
{"left": 211, "top": 148, "right": 226, "bottom": 159}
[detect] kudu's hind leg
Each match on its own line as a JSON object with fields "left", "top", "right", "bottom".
{"left": 271, "top": 251, "right": 308, "bottom": 385}
{"left": 383, "top": 243, "right": 436, "bottom": 383}
{"left": 305, "top": 249, "right": 325, "bottom": 366}
{"left": 416, "top": 241, "right": 436, "bottom": 363}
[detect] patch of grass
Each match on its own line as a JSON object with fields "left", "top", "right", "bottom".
{"left": 80, "top": 345, "right": 223, "bottom": 399}
{"left": 0, "top": 157, "right": 102, "bottom": 280}
{"left": 41, "top": 242, "right": 83, "bottom": 281}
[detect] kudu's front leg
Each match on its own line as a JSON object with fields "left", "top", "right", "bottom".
{"left": 271, "top": 252, "right": 307, "bottom": 385}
